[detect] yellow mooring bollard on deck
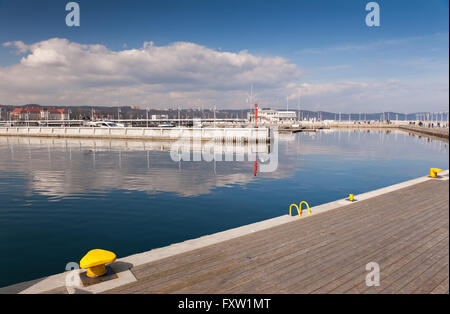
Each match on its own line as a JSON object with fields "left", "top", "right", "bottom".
{"left": 429, "top": 168, "right": 443, "bottom": 178}
{"left": 80, "top": 249, "right": 116, "bottom": 277}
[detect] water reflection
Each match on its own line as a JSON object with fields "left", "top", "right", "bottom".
{"left": 0, "top": 129, "right": 447, "bottom": 199}
{"left": 0, "top": 136, "right": 282, "bottom": 197}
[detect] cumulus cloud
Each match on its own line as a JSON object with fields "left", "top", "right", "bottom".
{"left": 0, "top": 38, "right": 448, "bottom": 112}
{"left": 3, "top": 41, "right": 29, "bottom": 54}
{"left": 0, "top": 38, "right": 300, "bottom": 107}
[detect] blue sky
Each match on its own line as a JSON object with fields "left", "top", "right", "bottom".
{"left": 0, "top": 0, "right": 448, "bottom": 112}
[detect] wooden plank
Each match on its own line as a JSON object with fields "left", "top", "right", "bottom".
{"left": 305, "top": 214, "right": 449, "bottom": 293}
{"left": 326, "top": 225, "right": 449, "bottom": 294}
{"left": 222, "top": 191, "right": 448, "bottom": 293}
{"left": 377, "top": 237, "right": 449, "bottom": 294}
{"left": 40, "top": 286, "right": 68, "bottom": 294}
{"left": 430, "top": 277, "right": 449, "bottom": 294}
{"left": 244, "top": 182, "right": 448, "bottom": 294}
{"left": 219, "top": 203, "right": 447, "bottom": 294}
{"left": 409, "top": 258, "right": 449, "bottom": 294}
{"left": 356, "top": 230, "right": 450, "bottom": 294}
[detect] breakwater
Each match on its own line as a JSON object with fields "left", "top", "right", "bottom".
{"left": 0, "top": 127, "right": 270, "bottom": 143}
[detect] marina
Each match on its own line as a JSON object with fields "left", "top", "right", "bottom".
{"left": 0, "top": 128, "right": 448, "bottom": 291}
{"left": 1, "top": 0, "right": 448, "bottom": 301}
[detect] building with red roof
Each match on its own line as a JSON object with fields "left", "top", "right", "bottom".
{"left": 10, "top": 107, "right": 69, "bottom": 120}
{"left": 44, "top": 108, "right": 70, "bottom": 120}
{"left": 10, "top": 107, "right": 42, "bottom": 120}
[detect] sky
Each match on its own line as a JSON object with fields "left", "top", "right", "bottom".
{"left": 0, "top": 0, "right": 448, "bottom": 113}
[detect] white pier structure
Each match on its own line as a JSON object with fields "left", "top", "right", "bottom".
{"left": 0, "top": 127, "right": 270, "bottom": 143}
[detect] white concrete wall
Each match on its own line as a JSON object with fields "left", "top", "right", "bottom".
{"left": 0, "top": 127, "right": 270, "bottom": 142}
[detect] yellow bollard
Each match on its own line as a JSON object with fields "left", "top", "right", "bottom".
{"left": 80, "top": 249, "right": 116, "bottom": 278}
{"left": 429, "top": 168, "right": 443, "bottom": 178}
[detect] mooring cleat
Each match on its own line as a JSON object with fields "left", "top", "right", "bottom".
{"left": 429, "top": 168, "right": 443, "bottom": 178}
{"left": 80, "top": 249, "right": 116, "bottom": 278}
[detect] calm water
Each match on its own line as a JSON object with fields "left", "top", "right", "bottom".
{"left": 0, "top": 129, "right": 448, "bottom": 287}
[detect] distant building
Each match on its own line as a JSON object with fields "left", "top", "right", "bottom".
{"left": 10, "top": 107, "right": 42, "bottom": 120}
{"left": 10, "top": 107, "right": 69, "bottom": 120}
{"left": 43, "top": 108, "right": 70, "bottom": 120}
{"left": 247, "top": 108, "right": 297, "bottom": 124}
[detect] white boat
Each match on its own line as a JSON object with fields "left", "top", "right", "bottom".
{"left": 84, "top": 121, "right": 125, "bottom": 128}
{"left": 157, "top": 123, "right": 175, "bottom": 128}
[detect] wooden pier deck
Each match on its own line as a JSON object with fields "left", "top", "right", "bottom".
{"left": 1, "top": 174, "right": 448, "bottom": 294}
{"left": 103, "top": 177, "right": 449, "bottom": 294}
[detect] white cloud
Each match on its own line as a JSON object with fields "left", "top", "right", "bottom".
{"left": 296, "top": 33, "right": 449, "bottom": 55}
{"left": 2, "top": 41, "right": 29, "bottom": 54}
{"left": 0, "top": 38, "right": 448, "bottom": 112}
{"left": 0, "top": 38, "right": 301, "bottom": 108}
{"left": 289, "top": 77, "right": 449, "bottom": 112}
